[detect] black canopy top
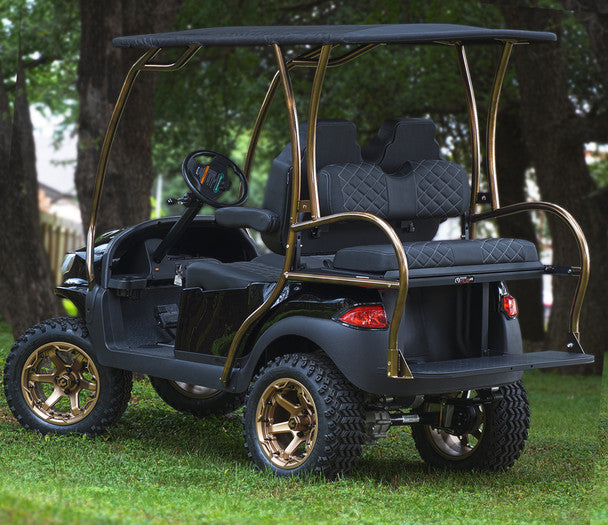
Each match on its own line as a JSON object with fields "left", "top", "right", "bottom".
{"left": 112, "top": 24, "right": 556, "bottom": 49}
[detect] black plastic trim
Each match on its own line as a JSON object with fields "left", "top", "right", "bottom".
{"left": 409, "top": 351, "right": 594, "bottom": 378}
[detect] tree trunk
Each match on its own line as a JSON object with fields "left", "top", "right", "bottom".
{"left": 501, "top": 5, "right": 607, "bottom": 374}
{"left": 75, "top": 0, "right": 182, "bottom": 236}
{"left": 0, "top": 54, "right": 61, "bottom": 338}
{"left": 494, "top": 108, "right": 545, "bottom": 342}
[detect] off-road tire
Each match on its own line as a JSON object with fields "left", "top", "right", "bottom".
{"left": 243, "top": 353, "right": 364, "bottom": 478}
{"left": 412, "top": 381, "right": 530, "bottom": 471}
{"left": 148, "top": 376, "right": 244, "bottom": 417}
{"left": 3, "top": 317, "right": 132, "bottom": 436}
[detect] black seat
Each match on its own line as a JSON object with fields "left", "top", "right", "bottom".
{"left": 186, "top": 117, "right": 540, "bottom": 290}
{"left": 185, "top": 259, "right": 281, "bottom": 290}
{"left": 332, "top": 238, "right": 540, "bottom": 272}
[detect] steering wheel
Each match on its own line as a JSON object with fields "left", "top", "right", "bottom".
{"left": 182, "top": 150, "right": 248, "bottom": 208}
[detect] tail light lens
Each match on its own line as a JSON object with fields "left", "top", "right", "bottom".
{"left": 339, "top": 305, "right": 387, "bottom": 328}
{"left": 502, "top": 295, "right": 519, "bottom": 318}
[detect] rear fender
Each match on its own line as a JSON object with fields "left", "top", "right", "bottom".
{"left": 234, "top": 315, "right": 388, "bottom": 392}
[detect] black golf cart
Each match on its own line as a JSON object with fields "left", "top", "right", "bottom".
{"left": 4, "top": 24, "right": 594, "bottom": 477}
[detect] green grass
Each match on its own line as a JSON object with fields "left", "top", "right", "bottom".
{"left": 0, "top": 323, "right": 603, "bottom": 524}
{"left": 592, "top": 357, "right": 608, "bottom": 524}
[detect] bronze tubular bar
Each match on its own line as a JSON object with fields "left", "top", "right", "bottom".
{"left": 306, "top": 45, "right": 332, "bottom": 219}
{"left": 486, "top": 42, "right": 514, "bottom": 210}
{"left": 455, "top": 44, "right": 481, "bottom": 237}
{"left": 292, "top": 212, "right": 412, "bottom": 379}
{"left": 221, "top": 44, "right": 302, "bottom": 386}
{"left": 244, "top": 44, "right": 379, "bottom": 179}
{"left": 86, "top": 45, "right": 200, "bottom": 287}
{"left": 291, "top": 43, "right": 379, "bottom": 68}
{"left": 243, "top": 47, "right": 321, "bottom": 178}
{"left": 471, "top": 201, "right": 590, "bottom": 344}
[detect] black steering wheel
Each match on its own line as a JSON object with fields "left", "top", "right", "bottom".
{"left": 182, "top": 150, "right": 248, "bottom": 208}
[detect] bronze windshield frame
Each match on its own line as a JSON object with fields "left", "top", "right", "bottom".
{"left": 85, "top": 36, "right": 589, "bottom": 388}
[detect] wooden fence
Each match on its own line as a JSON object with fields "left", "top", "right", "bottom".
{"left": 40, "top": 211, "right": 84, "bottom": 285}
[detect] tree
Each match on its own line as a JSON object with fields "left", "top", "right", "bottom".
{"left": 498, "top": 2, "right": 607, "bottom": 372}
{"left": 0, "top": 1, "right": 78, "bottom": 337}
{"left": 75, "top": 0, "right": 183, "bottom": 236}
{"left": 0, "top": 52, "right": 61, "bottom": 337}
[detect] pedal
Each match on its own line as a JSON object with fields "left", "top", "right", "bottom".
{"left": 154, "top": 304, "right": 179, "bottom": 329}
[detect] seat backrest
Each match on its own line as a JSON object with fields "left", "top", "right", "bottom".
{"left": 261, "top": 118, "right": 462, "bottom": 256}
{"left": 261, "top": 119, "right": 362, "bottom": 253}
{"left": 361, "top": 117, "right": 441, "bottom": 169}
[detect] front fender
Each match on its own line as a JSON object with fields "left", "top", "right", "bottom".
{"left": 55, "top": 285, "right": 88, "bottom": 316}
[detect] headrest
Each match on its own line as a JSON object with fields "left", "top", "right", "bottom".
{"left": 299, "top": 119, "right": 362, "bottom": 179}
{"left": 362, "top": 118, "right": 440, "bottom": 172}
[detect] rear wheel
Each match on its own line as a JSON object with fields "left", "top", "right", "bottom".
{"left": 412, "top": 381, "right": 529, "bottom": 471}
{"left": 3, "top": 317, "right": 132, "bottom": 435}
{"left": 243, "top": 353, "right": 364, "bottom": 478}
{"left": 148, "top": 376, "right": 244, "bottom": 417}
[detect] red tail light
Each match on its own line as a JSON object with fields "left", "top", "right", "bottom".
{"left": 502, "top": 295, "right": 519, "bottom": 318}
{"left": 339, "top": 306, "right": 387, "bottom": 328}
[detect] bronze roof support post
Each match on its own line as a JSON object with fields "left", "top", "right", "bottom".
{"left": 85, "top": 45, "right": 200, "bottom": 287}
{"left": 221, "top": 44, "right": 302, "bottom": 386}
{"left": 454, "top": 43, "right": 481, "bottom": 239}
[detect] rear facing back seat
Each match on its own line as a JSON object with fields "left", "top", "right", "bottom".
{"left": 332, "top": 238, "right": 540, "bottom": 273}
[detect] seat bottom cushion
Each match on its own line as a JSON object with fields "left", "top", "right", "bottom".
{"left": 332, "top": 238, "right": 539, "bottom": 272}
{"left": 185, "top": 260, "right": 282, "bottom": 290}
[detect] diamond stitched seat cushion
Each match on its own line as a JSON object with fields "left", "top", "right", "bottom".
{"left": 332, "top": 238, "right": 539, "bottom": 272}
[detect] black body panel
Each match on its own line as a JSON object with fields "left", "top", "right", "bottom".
{"left": 176, "top": 284, "right": 268, "bottom": 356}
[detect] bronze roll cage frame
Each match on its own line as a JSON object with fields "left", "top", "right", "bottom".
{"left": 85, "top": 38, "right": 589, "bottom": 387}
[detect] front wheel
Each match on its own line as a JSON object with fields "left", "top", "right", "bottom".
{"left": 3, "top": 317, "right": 132, "bottom": 436}
{"left": 412, "top": 381, "right": 530, "bottom": 471}
{"left": 243, "top": 353, "right": 365, "bottom": 478}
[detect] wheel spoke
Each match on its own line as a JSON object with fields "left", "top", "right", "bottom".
{"left": 459, "top": 434, "right": 470, "bottom": 448}
{"left": 472, "top": 428, "right": 483, "bottom": 440}
{"left": 42, "top": 387, "right": 64, "bottom": 410}
{"left": 68, "top": 391, "right": 82, "bottom": 415}
{"left": 281, "top": 434, "right": 305, "bottom": 459}
{"left": 274, "top": 393, "right": 299, "bottom": 415}
{"left": 296, "top": 389, "right": 313, "bottom": 413}
{"left": 28, "top": 373, "right": 56, "bottom": 384}
{"left": 47, "top": 348, "right": 67, "bottom": 374}
{"left": 78, "top": 379, "right": 97, "bottom": 392}
{"left": 71, "top": 353, "right": 86, "bottom": 374}
{"left": 269, "top": 421, "right": 292, "bottom": 434}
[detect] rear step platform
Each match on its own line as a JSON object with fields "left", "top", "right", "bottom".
{"left": 409, "top": 351, "right": 594, "bottom": 378}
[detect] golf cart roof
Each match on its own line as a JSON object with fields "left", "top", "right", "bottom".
{"left": 112, "top": 23, "right": 556, "bottom": 49}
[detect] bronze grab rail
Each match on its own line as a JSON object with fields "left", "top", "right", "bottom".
{"left": 471, "top": 201, "right": 590, "bottom": 348}
{"left": 220, "top": 210, "right": 413, "bottom": 385}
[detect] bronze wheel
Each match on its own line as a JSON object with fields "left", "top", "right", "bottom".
{"left": 255, "top": 378, "right": 318, "bottom": 470}
{"left": 4, "top": 317, "right": 132, "bottom": 435}
{"left": 21, "top": 341, "right": 100, "bottom": 425}
{"left": 243, "top": 353, "right": 364, "bottom": 478}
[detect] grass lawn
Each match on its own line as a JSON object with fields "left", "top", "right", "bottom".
{"left": 593, "top": 358, "right": 607, "bottom": 524}
{"left": 0, "top": 320, "right": 603, "bottom": 524}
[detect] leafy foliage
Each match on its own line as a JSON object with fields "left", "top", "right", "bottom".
{"left": 0, "top": 0, "right": 79, "bottom": 137}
